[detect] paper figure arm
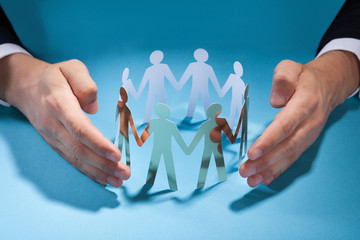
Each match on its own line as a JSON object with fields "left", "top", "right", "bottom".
{"left": 164, "top": 65, "right": 179, "bottom": 90}
{"left": 171, "top": 124, "right": 189, "bottom": 154}
{"left": 136, "top": 69, "right": 150, "bottom": 100}
{"left": 187, "top": 125, "right": 205, "bottom": 154}
{"left": 219, "top": 75, "right": 232, "bottom": 98}
{"left": 209, "top": 66, "right": 222, "bottom": 96}
{"left": 128, "top": 113, "right": 143, "bottom": 146}
{"left": 124, "top": 79, "right": 138, "bottom": 100}
{"left": 177, "top": 65, "right": 193, "bottom": 90}
{"left": 220, "top": 103, "right": 245, "bottom": 143}
{"left": 134, "top": 123, "right": 151, "bottom": 147}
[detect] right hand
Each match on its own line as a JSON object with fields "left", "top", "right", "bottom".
{"left": 1, "top": 54, "right": 130, "bottom": 187}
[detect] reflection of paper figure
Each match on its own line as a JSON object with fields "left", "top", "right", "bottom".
{"left": 187, "top": 103, "right": 243, "bottom": 188}
{"left": 137, "top": 103, "right": 188, "bottom": 191}
{"left": 121, "top": 67, "right": 138, "bottom": 100}
{"left": 114, "top": 87, "right": 142, "bottom": 168}
{"left": 136, "top": 50, "right": 178, "bottom": 123}
{"left": 219, "top": 61, "right": 246, "bottom": 128}
{"left": 177, "top": 48, "right": 222, "bottom": 118}
{"left": 239, "top": 84, "right": 249, "bottom": 163}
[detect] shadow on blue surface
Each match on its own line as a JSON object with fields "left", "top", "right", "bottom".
{"left": 121, "top": 184, "right": 173, "bottom": 203}
{"left": 0, "top": 107, "right": 120, "bottom": 212}
{"left": 229, "top": 98, "right": 360, "bottom": 212}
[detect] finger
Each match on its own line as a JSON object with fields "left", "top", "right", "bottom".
{"left": 49, "top": 119, "right": 130, "bottom": 180}
{"left": 247, "top": 90, "right": 318, "bottom": 160}
{"left": 58, "top": 59, "right": 99, "bottom": 114}
{"left": 43, "top": 134, "right": 124, "bottom": 187}
{"left": 271, "top": 60, "right": 303, "bottom": 108}
{"left": 246, "top": 126, "right": 322, "bottom": 187}
{"left": 46, "top": 84, "right": 122, "bottom": 163}
{"left": 241, "top": 113, "right": 322, "bottom": 178}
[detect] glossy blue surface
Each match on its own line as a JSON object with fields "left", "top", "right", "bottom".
{"left": 1, "top": 0, "right": 359, "bottom": 239}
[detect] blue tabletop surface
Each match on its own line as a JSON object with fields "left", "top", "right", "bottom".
{"left": 1, "top": 0, "right": 359, "bottom": 239}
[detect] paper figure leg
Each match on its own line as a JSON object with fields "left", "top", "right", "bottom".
{"left": 228, "top": 101, "right": 237, "bottom": 128}
{"left": 186, "top": 92, "right": 199, "bottom": 117}
{"left": 117, "top": 133, "right": 124, "bottom": 153}
{"left": 158, "top": 91, "right": 167, "bottom": 104}
{"left": 201, "top": 91, "right": 210, "bottom": 118}
{"left": 125, "top": 137, "right": 131, "bottom": 168}
{"left": 214, "top": 151, "right": 227, "bottom": 182}
{"left": 197, "top": 149, "right": 212, "bottom": 188}
{"left": 146, "top": 150, "right": 162, "bottom": 186}
{"left": 244, "top": 97, "right": 249, "bottom": 153}
{"left": 144, "top": 95, "right": 156, "bottom": 123}
{"left": 163, "top": 150, "right": 178, "bottom": 191}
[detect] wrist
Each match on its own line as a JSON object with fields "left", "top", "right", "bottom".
{"left": 306, "top": 50, "right": 360, "bottom": 111}
{"left": 0, "top": 53, "right": 49, "bottom": 113}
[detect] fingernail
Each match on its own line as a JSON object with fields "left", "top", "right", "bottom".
{"left": 245, "top": 166, "right": 256, "bottom": 177}
{"left": 270, "top": 92, "right": 286, "bottom": 106}
{"left": 252, "top": 175, "right": 263, "bottom": 187}
{"left": 250, "top": 149, "right": 262, "bottom": 160}
{"left": 114, "top": 169, "right": 126, "bottom": 179}
{"left": 107, "top": 176, "right": 120, "bottom": 187}
{"left": 107, "top": 152, "right": 120, "bottom": 162}
{"left": 83, "top": 100, "right": 99, "bottom": 114}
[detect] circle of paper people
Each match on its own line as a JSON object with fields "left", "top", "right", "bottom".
{"left": 115, "top": 48, "right": 249, "bottom": 191}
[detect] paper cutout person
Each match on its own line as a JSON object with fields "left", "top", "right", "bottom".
{"left": 121, "top": 67, "right": 138, "bottom": 100}
{"left": 114, "top": 87, "right": 142, "bottom": 168}
{"left": 239, "top": 84, "right": 249, "bottom": 163}
{"left": 136, "top": 50, "right": 179, "bottom": 123}
{"left": 177, "top": 48, "right": 222, "bottom": 118}
{"left": 136, "top": 103, "right": 189, "bottom": 191}
{"left": 219, "top": 61, "right": 246, "bottom": 128}
{"left": 187, "top": 103, "right": 243, "bottom": 188}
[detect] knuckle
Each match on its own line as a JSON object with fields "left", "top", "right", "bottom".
{"left": 70, "top": 120, "right": 86, "bottom": 140}
{"left": 71, "top": 156, "right": 83, "bottom": 170}
{"left": 72, "top": 142, "right": 86, "bottom": 159}
{"left": 68, "top": 59, "right": 86, "bottom": 70}
{"left": 100, "top": 161, "right": 114, "bottom": 175}
{"left": 279, "top": 120, "right": 294, "bottom": 137}
{"left": 284, "top": 140, "right": 298, "bottom": 157}
{"left": 304, "top": 94, "right": 319, "bottom": 112}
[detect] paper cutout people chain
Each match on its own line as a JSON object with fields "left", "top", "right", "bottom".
{"left": 136, "top": 50, "right": 178, "bottom": 123}
{"left": 115, "top": 49, "right": 249, "bottom": 190}
{"left": 177, "top": 48, "right": 222, "bottom": 118}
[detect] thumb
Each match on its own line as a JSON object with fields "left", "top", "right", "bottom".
{"left": 59, "top": 59, "right": 99, "bottom": 114}
{"left": 271, "top": 60, "right": 303, "bottom": 108}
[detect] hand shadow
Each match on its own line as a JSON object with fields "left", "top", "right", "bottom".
{"left": 229, "top": 98, "right": 360, "bottom": 212}
{"left": 0, "top": 107, "right": 120, "bottom": 212}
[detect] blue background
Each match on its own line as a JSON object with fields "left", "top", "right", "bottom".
{"left": 1, "top": 0, "right": 360, "bottom": 239}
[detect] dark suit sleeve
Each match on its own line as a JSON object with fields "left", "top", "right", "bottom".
{"left": 317, "top": 0, "right": 360, "bottom": 54}
{"left": 0, "top": 5, "right": 22, "bottom": 45}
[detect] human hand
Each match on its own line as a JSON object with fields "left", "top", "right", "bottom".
{"left": 239, "top": 51, "right": 360, "bottom": 187}
{"left": 0, "top": 54, "right": 130, "bottom": 187}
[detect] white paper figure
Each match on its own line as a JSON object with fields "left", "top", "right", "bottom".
{"left": 177, "top": 48, "right": 222, "bottom": 118}
{"left": 219, "top": 61, "right": 246, "bottom": 128}
{"left": 121, "top": 67, "right": 138, "bottom": 100}
{"left": 136, "top": 50, "right": 178, "bottom": 123}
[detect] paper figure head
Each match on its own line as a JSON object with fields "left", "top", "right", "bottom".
{"left": 207, "top": 103, "right": 222, "bottom": 120}
{"left": 120, "top": 87, "right": 128, "bottom": 103}
{"left": 150, "top": 50, "right": 164, "bottom": 64}
{"left": 194, "top": 48, "right": 208, "bottom": 63}
{"left": 122, "top": 67, "right": 129, "bottom": 83}
{"left": 154, "top": 103, "right": 171, "bottom": 119}
{"left": 234, "top": 61, "right": 243, "bottom": 77}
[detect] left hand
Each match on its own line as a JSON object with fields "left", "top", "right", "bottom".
{"left": 239, "top": 51, "right": 360, "bottom": 187}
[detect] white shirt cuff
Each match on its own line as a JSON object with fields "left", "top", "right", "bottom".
{"left": 316, "top": 38, "right": 360, "bottom": 98}
{"left": 0, "top": 43, "right": 31, "bottom": 107}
